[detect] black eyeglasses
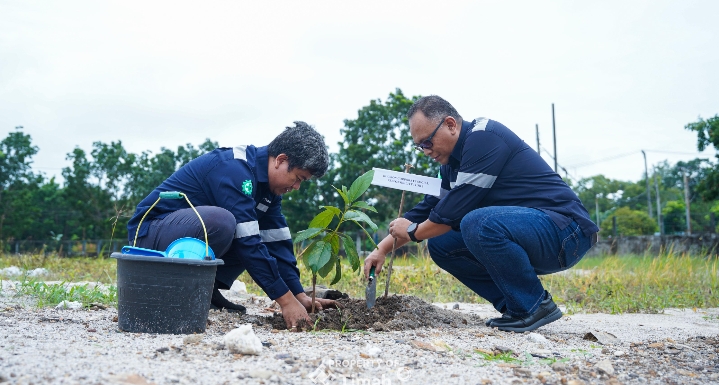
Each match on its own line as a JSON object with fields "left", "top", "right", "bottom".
{"left": 413, "top": 116, "right": 447, "bottom": 151}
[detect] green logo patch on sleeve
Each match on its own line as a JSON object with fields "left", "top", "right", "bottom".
{"left": 241, "top": 180, "right": 253, "bottom": 196}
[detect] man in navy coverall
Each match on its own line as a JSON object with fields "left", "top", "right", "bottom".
{"left": 363, "top": 96, "right": 598, "bottom": 332}
{"left": 128, "top": 122, "right": 336, "bottom": 329}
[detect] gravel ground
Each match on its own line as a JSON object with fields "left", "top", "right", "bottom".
{"left": 1, "top": 280, "right": 718, "bottom": 385}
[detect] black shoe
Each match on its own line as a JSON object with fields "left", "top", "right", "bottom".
{"left": 210, "top": 281, "right": 246, "bottom": 314}
{"left": 491, "top": 292, "right": 562, "bottom": 332}
{"left": 485, "top": 313, "right": 511, "bottom": 327}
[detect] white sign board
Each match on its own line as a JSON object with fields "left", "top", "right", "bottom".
{"left": 370, "top": 168, "right": 441, "bottom": 196}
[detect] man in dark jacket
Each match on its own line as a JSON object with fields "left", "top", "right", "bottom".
{"left": 128, "top": 122, "right": 335, "bottom": 329}
{"left": 364, "top": 96, "right": 598, "bottom": 332}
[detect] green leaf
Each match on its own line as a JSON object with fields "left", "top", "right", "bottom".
{"left": 318, "top": 254, "right": 337, "bottom": 278}
{"left": 344, "top": 210, "right": 378, "bottom": 231}
{"left": 306, "top": 240, "right": 332, "bottom": 273}
{"left": 324, "top": 233, "right": 340, "bottom": 255}
{"left": 330, "top": 259, "right": 342, "bottom": 285}
{"left": 300, "top": 240, "right": 319, "bottom": 269}
{"left": 319, "top": 206, "right": 342, "bottom": 217}
{"left": 293, "top": 228, "right": 324, "bottom": 244}
{"left": 351, "top": 201, "right": 377, "bottom": 213}
{"left": 347, "top": 170, "right": 375, "bottom": 203}
{"left": 309, "top": 208, "right": 336, "bottom": 229}
{"left": 339, "top": 233, "right": 361, "bottom": 271}
{"left": 333, "top": 185, "right": 350, "bottom": 205}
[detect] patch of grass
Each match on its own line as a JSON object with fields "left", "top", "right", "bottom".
{"left": 16, "top": 279, "right": 117, "bottom": 308}
{"left": 0, "top": 253, "right": 116, "bottom": 283}
{"left": 4, "top": 249, "right": 719, "bottom": 313}
{"left": 474, "top": 349, "right": 521, "bottom": 363}
{"left": 545, "top": 252, "right": 719, "bottom": 314}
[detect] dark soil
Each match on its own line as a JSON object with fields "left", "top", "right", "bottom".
{"left": 241, "top": 295, "right": 485, "bottom": 331}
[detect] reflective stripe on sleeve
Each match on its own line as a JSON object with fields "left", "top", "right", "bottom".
{"left": 235, "top": 221, "right": 260, "bottom": 238}
{"left": 256, "top": 203, "right": 269, "bottom": 212}
{"left": 260, "top": 227, "right": 292, "bottom": 243}
{"left": 471, "top": 117, "right": 489, "bottom": 132}
{"left": 233, "top": 145, "right": 248, "bottom": 161}
{"left": 455, "top": 172, "right": 497, "bottom": 188}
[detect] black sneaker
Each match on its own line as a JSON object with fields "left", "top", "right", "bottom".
{"left": 491, "top": 292, "right": 562, "bottom": 332}
{"left": 210, "top": 281, "right": 246, "bottom": 314}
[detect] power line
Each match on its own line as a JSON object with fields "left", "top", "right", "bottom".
{"left": 568, "top": 151, "right": 639, "bottom": 168}
{"left": 566, "top": 149, "right": 709, "bottom": 169}
{"left": 539, "top": 146, "right": 580, "bottom": 182}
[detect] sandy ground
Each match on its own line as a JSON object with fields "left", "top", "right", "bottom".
{"left": 1, "top": 281, "right": 718, "bottom": 385}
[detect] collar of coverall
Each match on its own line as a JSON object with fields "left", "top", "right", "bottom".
{"left": 448, "top": 119, "right": 473, "bottom": 168}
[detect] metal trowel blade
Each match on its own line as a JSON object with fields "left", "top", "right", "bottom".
{"left": 366, "top": 266, "right": 377, "bottom": 309}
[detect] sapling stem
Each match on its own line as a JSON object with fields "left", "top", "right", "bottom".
{"left": 311, "top": 274, "right": 317, "bottom": 314}
{"left": 384, "top": 163, "right": 413, "bottom": 297}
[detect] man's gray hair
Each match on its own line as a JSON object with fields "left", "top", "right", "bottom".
{"left": 407, "top": 95, "right": 463, "bottom": 124}
{"left": 268, "top": 121, "right": 329, "bottom": 178}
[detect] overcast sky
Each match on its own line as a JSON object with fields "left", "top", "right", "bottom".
{"left": 1, "top": 1, "right": 717, "bottom": 185}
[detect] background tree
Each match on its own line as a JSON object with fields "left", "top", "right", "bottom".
{"left": 334, "top": 88, "right": 440, "bottom": 226}
{"left": 685, "top": 115, "right": 719, "bottom": 200}
{"left": 0, "top": 128, "right": 42, "bottom": 242}
{"left": 600, "top": 207, "right": 658, "bottom": 237}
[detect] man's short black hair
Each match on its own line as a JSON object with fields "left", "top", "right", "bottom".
{"left": 268, "top": 121, "right": 329, "bottom": 178}
{"left": 407, "top": 95, "right": 463, "bottom": 124}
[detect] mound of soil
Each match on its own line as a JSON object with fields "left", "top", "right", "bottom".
{"left": 242, "top": 295, "right": 485, "bottom": 331}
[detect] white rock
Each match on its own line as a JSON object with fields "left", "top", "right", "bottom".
{"left": 229, "top": 280, "right": 247, "bottom": 295}
{"left": 365, "top": 345, "right": 382, "bottom": 357}
{"left": 249, "top": 369, "right": 274, "bottom": 379}
{"left": 527, "top": 333, "right": 549, "bottom": 344}
{"left": 595, "top": 359, "right": 615, "bottom": 376}
{"left": 56, "top": 300, "right": 83, "bottom": 310}
{"left": 27, "top": 268, "right": 49, "bottom": 277}
{"left": 0, "top": 266, "right": 22, "bottom": 276}
{"left": 223, "top": 324, "right": 263, "bottom": 355}
{"left": 530, "top": 349, "right": 552, "bottom": 356}
{"left": 613, "top": 350, "right": 625, "bottom": 357}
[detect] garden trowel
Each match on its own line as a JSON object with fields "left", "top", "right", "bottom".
{"left": 366, "top": 266, "right": 376, "bottom": 309}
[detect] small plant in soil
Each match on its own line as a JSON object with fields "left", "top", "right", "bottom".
{"left": 293, "top": 170, "right": 378, "bottom": 312}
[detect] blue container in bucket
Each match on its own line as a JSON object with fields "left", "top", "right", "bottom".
{"left": 121, "top": 237, "right": 216, "bottom": 260}
{"left": 114, "top": 191, "right": 223, "bottom": 334}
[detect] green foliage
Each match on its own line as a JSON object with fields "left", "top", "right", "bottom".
{"left": 662, "top": 200, "right": 687, "bottom": 234}
{"left": 294, "top": 170, "right": 377, "bottom": 290}
{"left": 685, "top": 115, "right": 719, "bottom": 200}
{"left": 334, "top": 88, "right": 440, "bottom": 225}
{"left": 600, "top": 207, "right": 657, "bottom": 237}
{"left": 0, "top": 127, "right": 217, "bottom": 244}
{"left": 17, "top": 280, "right": 117, "bottom": 308}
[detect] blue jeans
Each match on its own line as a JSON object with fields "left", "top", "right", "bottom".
{"left": 428, "top": 206, "right": 595, "bottom": 318}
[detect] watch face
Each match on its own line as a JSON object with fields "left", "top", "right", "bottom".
{"left": 408, "top": 223, "right": 417, "bottom": 233}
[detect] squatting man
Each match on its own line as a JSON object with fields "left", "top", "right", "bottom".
{"left": 364, "top": 95, "right": 598, "bottom": 332}
{"left": 128, "top": 122, "right": 337, "bottom": 329}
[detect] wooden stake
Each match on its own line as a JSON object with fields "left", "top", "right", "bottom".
{"left": 384, "top": 163, "right": 413, "bottom": 297}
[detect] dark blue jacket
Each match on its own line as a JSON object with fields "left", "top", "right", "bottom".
{"left": 405, "top": 118, "right": 598, "bottom": 237}
{"left": 127, "top": 145, "right": 302, "bottom": 300}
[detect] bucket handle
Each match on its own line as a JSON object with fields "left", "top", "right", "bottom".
{"left": 132, "top": 191, "right": 211, "bottom": 258}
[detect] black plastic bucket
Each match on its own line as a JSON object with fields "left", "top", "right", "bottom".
{"left": 111, "top": 252, "right": 224, "bottom": 334}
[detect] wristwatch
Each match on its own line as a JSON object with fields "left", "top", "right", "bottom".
{"left": 407, "top": 222, "right": 420, "bottom": 242}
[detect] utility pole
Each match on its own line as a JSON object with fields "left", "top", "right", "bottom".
{"left": 654, "top": 171, "right": 663, "bottom": 235}
{"left": 595, "top": 194, "right": 600, "bottom": 227}
{"left": 552, "top": 103, "right": 557, "bottom": 173}
{"left": 641, "top": 150, "right": 652, "bottom": 218}
{"left": 683, "top": 170, "right": 691, "bottom": 235}
{"left": 535, "top": 124, "right": 540, "bottom": 154}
